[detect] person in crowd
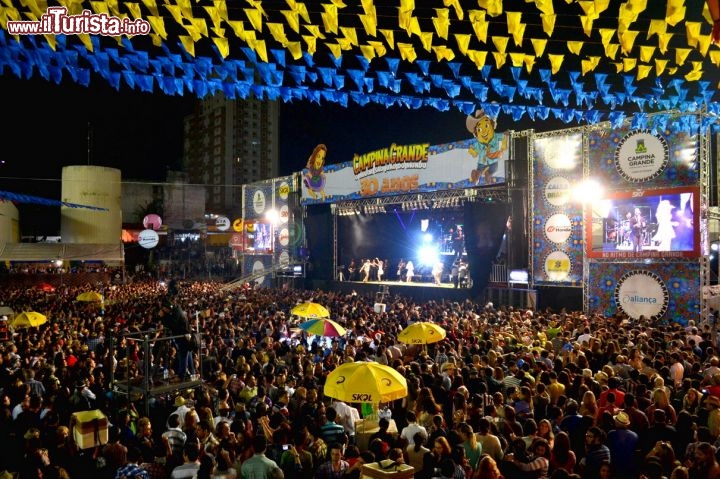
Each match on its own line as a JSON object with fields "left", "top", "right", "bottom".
{"left": 241, "top": 436, "right": 283, "bottom": 479}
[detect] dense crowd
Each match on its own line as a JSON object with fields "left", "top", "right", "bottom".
{"left": 0, "top": 279, "right": 719, "bottom": 479}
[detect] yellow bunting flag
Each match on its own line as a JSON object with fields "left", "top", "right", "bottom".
{"left": 326, "top": 42, "right": 342, "bottom": 58}
{"left": 443, "top": 0, "right": 464, "bottom": 20}
{"left": 512, "top": 22, "right": 526, "bottom": 46}
{"left": 147, "top": 15, "right": 167, "bottom": 38}
{"left": 605, "top": 43, "right": 619, "bottom": 59}
{"left": 360, "top": 44, "right": 376, "bottom": 61}
{"left": 358, "top": 14, "right": 377, "bottom": 37}
{"left": 467, "top": 49, "right": 487, "bottom": 69}
{"left": 164, "top": 4, "right": 183, "bottom": 25}
{"left": 90, "top": 2, "right": 108, "bottom": 14}
{"left": 179, "top": 35, "right": 195, "bottom": 56}
{"left": 675, "top": 47, "right": 691, "bottom": 66}
{"left": 530, "top": 38, "right": 547, "bottom": 57}
{"left": 480, "top": 0, "right": 503, "bottom": 17}
{"left": 454, "top": 33, "right": 470, "bottom": 55}
{"left": 647, "top": 19, "right": 666, "bottom": 39}
{"left": 639, "top": 45, "right": 655, "bottom": 63}
{"left": 340, "top": 26, "right": 358, "bottom": 45}
{"left": 698, "top": 36, "right": 711, "bottom": 56}
{"left": 665, "top": 0, "right": 685, "bottom": 27}
{"left": 469, "top": 12, "right": 489, "bottom": 43}
{"left": 618, "top": 30, "right": 639, "bottom": 55}
{"left": 267, "top": 23, "right": 288, "bottom": 44}
{"left": 657, "top": 32, "right": 673, "bottom": 54}
{"left": 492, "top": 51, "right": 506, "bottom": 68}
{"left": 622, "top": 57, "right": 636, "bottom": 72}
{"left": 432, "top": 45, "right": 455, "bottom": 61}
{"left": 368, "top": 40, "right": 387, "bottom": 57}
{"left": 685, "top": 61, "right": 702, "bottom": 81}
{"left": 509, "top": 52, "right": 525, "bottom": 67}
{"left": 281, "top": 10, "right": 300, "bottom": 33}
{"left": 397, "top": 42, "right": 417, "bottom": 62}
{"left": 248, "top": 38, "right": 268, "bottom": 62}
{"left": 540, "top": 13, "right": 556, "bottom": 35}
{"left": 598, "top": 28, "right": 615, "bottom": 47}
{"left": 685, "top": 21, "right": 701, "bottom": 48}
{"left": 380, "top": 29, "right": 394, "bottom": 49}
{"left": 302, "top": 35, "right": 317, "bottom": 54}
{"left": 709, "top": 51, "right": 720, "bottom": 66}
{"left": 534, "top": 0, "right": 555, "bottom": 15}
{"left": 304, "top": 24, "right": 326, "bottom": 40}
{"left": 636, "top": 64, "right": 651, "bottom": 80}
{"left": 321, "top": 4, "right": 338, "bottom": 34}
{"left": 419, "top": 31, "right": 433, "bottom": 52}
{"left": 226, "top": 20, "right": 246, "bottom": 40}
{"left": 140, "top": 0, "right": 158, "bottom": 16}
{"left": 407, "top": 17, "right": 422, "bottom": 37}
{"left": 611, "top": 62, "right": 623, "bottom": 73}
{"left": 506, "top": 11, "right": 522, "bottom": 34}
{"left": 212, "top": 37, "right": 229, "bottom": 58}
{"left": 433, "top": 8, "right": 450, "bottom": 39}
{"left": 668, "top": 67, "right": 678, "bottom": 75}
{"left": 567, "top": 41, "right": 583, "bottom": 55}
{"left": 523, "top": 54, "right": 535, "bottom": 73}
{"left": 491, "top": 36, "right": 509, "bottom": 53}
{"left": 211, "top": 27, "right": 225, "bottom": 38}
{"left": 337, "top": 37, "right": 353, "bottom": 50}
{"left": 581, "top": 58, "right": 596, "bottom": 75}
{"left": 580, "top": 15, "right": 594, "bottom": 37}
{"left": 286, "top": 41, "right": 303, "bottom": 60}
{"left": 189, "top": 17, "right": 208, "bottom": 38}
{"left": 125, "top": 3, "right": 141, "bottom": 20}
{"left": 244, "top": 8, "right": 263, "bottom": 32}
{"left": 150, "top": 33, "right": 162, "bottom": 47}
{"left": 548, "top": 53, "right": 563, "bottom": 74}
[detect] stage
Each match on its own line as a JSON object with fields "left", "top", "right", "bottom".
{"left": 306, "top": 278, "right": 481, "bottom": 303}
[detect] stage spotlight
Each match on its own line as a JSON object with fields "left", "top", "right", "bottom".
{"left": 423, "top": 233, "right": 433, "bottom": 242}
{"left": 417, "top": 245, "right": 439, "bottom": 266}
{"left": 421, "top": 219, "right": 429, "bottom": 232}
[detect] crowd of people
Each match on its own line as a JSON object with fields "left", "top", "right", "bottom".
{"left": 0, "top": 278, "right": 719, "bottom": 479}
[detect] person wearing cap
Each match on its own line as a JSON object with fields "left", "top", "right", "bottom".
{"left": 169, "top": 395, "right": 191, "bottom": 429}
{"left": 607, "top": 411, "right": 639, "bottom": 479}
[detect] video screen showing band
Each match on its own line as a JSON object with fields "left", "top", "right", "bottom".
{"left": 244, "top": 221, "right": 273, "bottom": 253}
{"left": 586, "top": 186, "right": 700, "bottom": 259}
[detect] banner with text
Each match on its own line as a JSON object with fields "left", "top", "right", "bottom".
{"left": 531, "top": 132, "right": 584, "bottom": 286}
{"left": 299, "top": 135, "right": 510, "bottom": 204}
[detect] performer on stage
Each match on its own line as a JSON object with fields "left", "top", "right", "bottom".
{"left": 347, "top": 259, "right": 357, "bottom": 281}
{"left": 405, "top": 260, "right": 415, "bottom": 283}
{"left": 630, "top": 207, "right": 647, "bottom": 252}
{"left": 375, "top": 258, "right": 385, "bottom": 282}
{"left": 360, "top": 258, "right": 372, "bottom": 282}
{"left": 432, "top": 261, "right": 444, "bottom": 286}
{"left": 653, "top": 200, "right": 678, "bottom": 252}
{"left": 396, "top": 258, "right": 406, "bottom": 281}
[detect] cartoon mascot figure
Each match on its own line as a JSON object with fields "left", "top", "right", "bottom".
{"left": 303, "top": 144, "right": 327, "bottom": 200}
{"left": 466, "top": 110, "right": 506, "bottom": 185}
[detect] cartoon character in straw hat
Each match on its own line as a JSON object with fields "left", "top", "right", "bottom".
{"left": 466, "top": 109, "right": 506, "bottom": 185}
{"left": 303, "top": 144, "right": 328, "bottom": 200}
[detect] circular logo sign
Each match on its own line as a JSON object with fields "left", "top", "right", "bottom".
{"left": 614, "top": 130, "right": 669, "bottom": 182}
{"left": 544, "top": 251, "right": 571, "bottom": 282}
{"left": 544, "top": 213, "right": 573, "bottom": 244}
{"left": 232, "top": 219, "right": 243, "bottom": 232}
{"left": 253, "top": 190, "right": 266, "bottom": 214}
{"left": 279, "top": 250, "right": 290, "bottom": 266}
{"left": 252, "top": 260, "right": 266, "bottom": 285}
{"left": 544, "top": 176, "right": 571, "bottom": 207}
{"left": 278, "top": 182, "right": 290, "bottom": 200}
{"left": 280, "top": 205, "right": 289, "bottom": 224}
{"left": 229, "top": 234, "right": 243, "bottom": 249}
{"left": 279, "top": 228, "right": 290, "bottom": 247}
{"left": 142, "top": 214, "right": 162, "bottom": 230}
{"left": 138, "top": 229, "right": 159, "bottom": 249}
{"left": 614, "top": 270, "right": 669, "bottom": 320}
{"left": 215, "top": 216, "right": 230, "bottom": 231}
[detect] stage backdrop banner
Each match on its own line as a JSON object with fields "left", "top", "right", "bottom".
{"left": 586, "top": 114, "right": 700, "bottom": 189}
{"left": 531, "top": 132, "right": 584, "bottom": 286}
{"left": 242, "top": 254, "right": 274, "bottom": 288}
{"left": 300, "top": 135, "right": 510, "bottom": 205}
{"left": 587, "top": 262, "right": 701, "bottom": 324}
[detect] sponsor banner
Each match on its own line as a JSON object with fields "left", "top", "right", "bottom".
{"left": 243, "top": 182, "right": 274, "bottom": 221}
{"left": 242, "top": 255, "right": 273, "bottom": 288}
{"left": 300, "top": 136, "right": 509, "bottom": 204}
{"left": 587, "top": 114, "right": 700, "bottom": 188}
{"left": 532, "top": 132, "right": 584, "bottom": 286}
{"left": 587, "top": 262, "right": 701, "bottom": 324}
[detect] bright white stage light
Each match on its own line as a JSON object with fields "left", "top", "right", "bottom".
{"left": 418, "top": 246, "right": 439, "bottom": 266}
{"left": 423, "top": 233, "right": 433, "bottom": 243}
{"left": 712, "top": 243, "right": 719, "bottom": 252}
{"left": 421, "top": 219, "right": 429, "bottom": 232}
{"left": 572, "top": 179, "right": 604, "bottom": 204}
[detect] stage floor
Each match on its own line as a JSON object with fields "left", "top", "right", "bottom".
{"left": 341, "top": 279, "right": 461, "bottom": 289}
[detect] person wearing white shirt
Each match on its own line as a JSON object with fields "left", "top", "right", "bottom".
{"left": 400, "top": 411, "right": 427, "bottom": 446}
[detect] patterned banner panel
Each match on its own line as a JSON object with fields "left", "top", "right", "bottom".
{"left": 242, "top": 254, "right": 274, "bottom": 288}
{"left": 532, "top": 132, "right": 584, "bottom": 286}
{"left": 587, "top": 114, "right": 699, "bottom": 189}
{"left": 587, "top": 262, "right": 701, "bottom": 325}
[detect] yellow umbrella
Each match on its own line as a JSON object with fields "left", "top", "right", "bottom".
{"left": 397, "top": 321, "right": 446, "bottom": 345}
{"left": 324, "top": 361, "right": 408, "bottom": 403}
{"left": 291, "top": 301, "right": 330, "bottom": 319}
{"left": 10, "top": 311, "right": 48, "bottom": 329}
{"left": 76, "top": 291, "right": 104, "bottom": 302}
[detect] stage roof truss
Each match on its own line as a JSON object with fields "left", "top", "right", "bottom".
{"left": 330, "top": 186, "right": 508, "bottom": 216}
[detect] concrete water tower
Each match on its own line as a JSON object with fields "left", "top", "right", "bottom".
{"left": 60, "top": 166, "right": 121, "bottom": 243}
